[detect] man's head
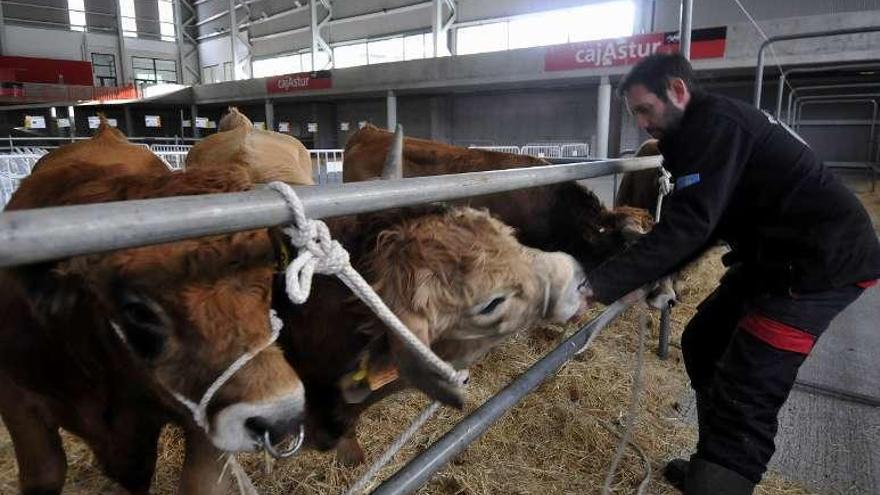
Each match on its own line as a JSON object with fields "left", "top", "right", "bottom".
{"left": 618, "top": 53, "right": 700, "bottom": 139}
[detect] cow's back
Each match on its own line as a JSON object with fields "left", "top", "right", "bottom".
{"left": 187, "top": 125, "right": 313, "bottom": 185}
{"left": 615, "top": 139, "right": 661, "bottom": 211}
{"left": 343, "top": 125, "right": 547, "bottom": 182}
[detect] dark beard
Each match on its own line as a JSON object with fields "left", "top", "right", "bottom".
{"left": 653, "top": 105, "right": 685, "bottom": 140}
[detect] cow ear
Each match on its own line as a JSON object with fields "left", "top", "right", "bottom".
{"left": 386, "top": 310, "right": 464, "bottom": 409}
{"left": 14, "top": 261, "right": 84, "bottom": 324}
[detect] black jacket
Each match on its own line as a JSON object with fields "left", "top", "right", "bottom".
{"left": 589, "top": 93, "right": 880, "bottom": 304}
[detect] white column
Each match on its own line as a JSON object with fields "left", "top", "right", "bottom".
{"left": 596, "top": 76, "right": 612, "bottom": 158}
{"left": 679, "top": 0, "right": 693, "bottom": 59}
{"left": 68, "top": 106, "right": 76, "bottom": 139}
{"left": 310, "top": 0, "right": 319, "bottom": 69}
{"left": 229, "top": 0, "right": 238, "bottom": 80}
{"left": 386, "top": 90, "right": 398, "bottom": 130}
{"left": 264, "top": 99, "right": 274, "bottom": 130}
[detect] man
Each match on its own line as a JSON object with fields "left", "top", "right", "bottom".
{"left": 583, "top": 53, "right": 880, "bottom": 494}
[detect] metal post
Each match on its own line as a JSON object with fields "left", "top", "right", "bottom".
{"left": 754, "top": 27, "right": 880, "bottom": 108}
{"left": 0, "top": 157, "right": 662, "bottom": 267}
{"left": 0, "top": 1, "right": 6, "bottom": 56}
{"left": 190, "top": 104, "right": 200, "bottom": 139}
{"left": 432, "top": 0, "right": 442, "bottom": 57}
{"left": 264, "top": 99, "right": 274, "bottom": 131}
{"left": 310, "top": 0, "right": 319, "bottom": 69}
{"left": 174, "top": 0, "right": 187, "bottom": 84}
{"left": 179, "top": 108, "right": 185, "bottom": 137}
{"left": 371, "top": 300, "right": 634, "bottom": 495}
{"left": 68, "top": 105, "right": 76, "bottom": 140}
{"left": 228, "top": 0, "right": 238, "bottom": 80}
{"left": 679, "top": 0, "right": 693, "bottom": 59}
{"left": 596, "top": 76, "right": 611, "bottom": 158}
{"left": 123, "top": 106, "right": 134, "bottom": 136}
{"left": 114, "top": 1, "right": 129, "bottom": 84}
{"left": 775, "top": 73, "right": 786, "bottom": 119}
{"left": 387, "top": 90, "right": 398, "bottom": 130}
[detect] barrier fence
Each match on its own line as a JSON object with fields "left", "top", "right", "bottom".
{"left": 0, "top": 155, "right": 662, "bottom": 493}
{"left": 468, "top": 142, "right": 592, "bottom": 158}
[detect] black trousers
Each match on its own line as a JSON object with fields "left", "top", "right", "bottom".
{"left": 681, "top": 265, "right": 867, "bottom": 483}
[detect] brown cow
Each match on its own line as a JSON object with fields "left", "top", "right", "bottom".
{"left": 186, "top": 107, "right": 314, "bottom": 185}
{"left": 0, "top": 133, "right": 306, "bottom": 494}
{"left": 342, "top": 125, "right": 655, "bottom": 273}
{"left": 274, "top": 204, "right": 589, "bottom": 465}
{"left": 31, "top": 116, "right": 169, "bottom": 177}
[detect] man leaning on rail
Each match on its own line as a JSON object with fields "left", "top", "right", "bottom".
{"left": 581, "top": 53, "right": 880, "bottom": 494}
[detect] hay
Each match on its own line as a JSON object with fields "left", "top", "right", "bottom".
{"left": 14, "top": 187, "right": 880, "bottom": 495}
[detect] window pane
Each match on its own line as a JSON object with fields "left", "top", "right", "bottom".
{"left": 509, "top": 11, "right": 567, "bottom": 49}
{"left": 155, "top": 59, "right": 176, "bottom": 71}
{"left": 132, "top": 58, "right": 154, "bottom": 69}
{"left": 566, "top": 1, "right": 635, "bottom": 42}
{"left": 68, "top": 0, "right": 86, "bottom": 31}
{"left": 456, "top": 23, "right": 508, "bottom": 55}
{"left": 334, "top": 43, "right": 367, "bottom": 69}
{"left": 368, "top": 37, "right": 404, "bottom": 65}
{"left": 300, "top": 54, "right": 312, "bottom": 73}
{"left": 404, "top": 34, "right": 425, "bottom": 60}
{"left": 119, "top": 0, "right": 137, "bottom": 37}
{"left": 223, "top": 62, "right": 233, "bottom": 81}
{"left": 253, "top": 54, "right": 303, "bottom": 77}
{"left": 158, "top": 0, "right": 176, "bottom": 41}
{"left": 156, "top": 71, "right": 177, "bottom": 82}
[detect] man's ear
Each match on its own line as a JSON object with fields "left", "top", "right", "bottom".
{"left": 667, "top": 77, "right": 690, "bottom": 108}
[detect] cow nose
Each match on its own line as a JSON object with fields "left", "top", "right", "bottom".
{"left": 245, "top": 413, "right": 302, "bottom": 446}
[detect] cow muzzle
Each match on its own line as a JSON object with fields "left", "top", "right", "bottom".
{"left": 209, "top": 386, "right": 306, "bottom": 454}
{"left": 536, "top": 251, "right": 587, "bottom": 323}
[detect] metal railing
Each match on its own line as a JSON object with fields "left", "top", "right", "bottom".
{"left": 310, "top": 149, "right": 345, "bottom": 184}
{"left": 467, "top": 143, "right": 592, "bottom": 159}
{"left": 0, "top": 151, "right": 45, "bottom": 207}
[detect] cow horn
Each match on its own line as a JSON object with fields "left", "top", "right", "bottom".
{"left": 381, "top": 124, "right": 404, "bottom": 180}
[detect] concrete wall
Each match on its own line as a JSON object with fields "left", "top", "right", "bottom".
{"left": 2, "top": 25, "right": 180, "bottom": 86}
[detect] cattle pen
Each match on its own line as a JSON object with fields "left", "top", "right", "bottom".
{"left": 0, "top": 156, "right": 669, "bottom": 493}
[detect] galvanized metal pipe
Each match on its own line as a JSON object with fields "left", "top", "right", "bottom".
{"left": 679, "top": 0, "right": 693, "bottom": 59}
{"left": 776, "top": 63, "right": 880, "bottom": 120}
{"left": 371, "top": 299, "right": 634, "bottom": 495}
{"left": 753, "top": 27, "right": 880, "bottom": 108}
{"left": 0, "top": 157, "right": 661, "bottom": 267}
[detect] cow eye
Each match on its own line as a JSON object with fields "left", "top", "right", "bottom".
{"left": 476, "top": 296, "right": 507, "bottom": 316}
{"left": 117, "top": 292, "right": 170, "bottom": 359}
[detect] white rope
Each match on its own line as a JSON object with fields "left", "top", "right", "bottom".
{"left": 731, "top": 0, "right": 797, "bottom": 96}
{"left": 266, "top": 181, "right": 460, "bottom": 387}
{"left": 654, "top": 167, "right": 673, "bottom": 222}
{"left": 343, "top": 369, "right": 469, "bottom": 495}
{"left": 601, "top": 312, "right": 649, "bottom": 495}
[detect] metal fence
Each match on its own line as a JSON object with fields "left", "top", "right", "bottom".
{"left": 468, "top": 143, "right": 592, "bottom": 159}
{"left": 0, "top": 152, "right": 45, "bottom": 207}
{"left": 310, "top": 149, "right": 345, "bottom": 184}
{"left": 0, "top": 155, "right": 662, "bottom": 493}
{"left": 150, "top": 145, "right": 194, "bottom": 171}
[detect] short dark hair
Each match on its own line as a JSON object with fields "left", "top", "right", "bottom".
{"left": 618, "top": 53, "right": 701, "bottom": 101}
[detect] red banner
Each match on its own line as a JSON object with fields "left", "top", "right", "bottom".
{"left": 545, "top": 27, "right": 726, "bottom": 72}
{"left": 266, "top": 70, "right": 332, "bottom": 94}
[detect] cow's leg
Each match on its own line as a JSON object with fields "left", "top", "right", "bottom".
{"left": 0, "top": 375, "right": 67, "bottom": 495}
{"left": 335, "top": 428, "right": 366, "bottom": 467}
{"left": 179, "top": 427, "right": 232, "bottom": 495}
{"left": 88, "top": 412, "right": 162, "bottom": 495}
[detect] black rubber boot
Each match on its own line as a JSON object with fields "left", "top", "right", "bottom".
{"left": 685, "top": 459, "right": 756, "bottom": 495}
{"left": 663, "top": 458, "right": 689, "bottom": 491}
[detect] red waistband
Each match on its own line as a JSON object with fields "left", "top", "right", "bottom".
{"left": 857, "top": 279, "right": 878, "bottom": 289}
{"left": 739, "top": 312, "right": 816, "bottom": 355}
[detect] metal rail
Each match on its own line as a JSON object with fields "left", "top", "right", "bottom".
{"left": 371, "top": 299, "right": 634, "bottom": 495}
{"left": 786, "top": 83, "right": 880, "bottom": 124}
{"left": 753, "top": 27, "right": 880, "bottom": 108}
{"left": 774, "top": 62, "right": 880, "bottom": 118}
{"left": 0, "top": 156, "right": 661, "bottom": 267}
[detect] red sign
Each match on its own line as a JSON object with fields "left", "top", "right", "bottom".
{"left": 266, "top": 70, "right": 332, "bottom": 94}
{"left": 545, "top": 27, "right": 726, "bottom": 72}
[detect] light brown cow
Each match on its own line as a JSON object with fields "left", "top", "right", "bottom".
{"left": 0, "top": 132, "right": 305, "bottom": 494}
{"left": 275, "top": 204, "right": 589, "bottom": 465}
{"left": 186, "top": 106, "right": 314, "bottom": 185}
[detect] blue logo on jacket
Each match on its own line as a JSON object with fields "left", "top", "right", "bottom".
{"left": 675, "top": 173, "right": 701, "bottom": 190}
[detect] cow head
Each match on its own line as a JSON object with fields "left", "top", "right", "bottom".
{"left": 348, "top": 206, "right": 588, "bottom": 406}
{"left": 52, "top": 228, "right": 304, "bottom": 453}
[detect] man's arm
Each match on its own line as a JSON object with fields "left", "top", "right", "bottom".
{"left": 588, "top": 117, "right": 754, "bottom": 304}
